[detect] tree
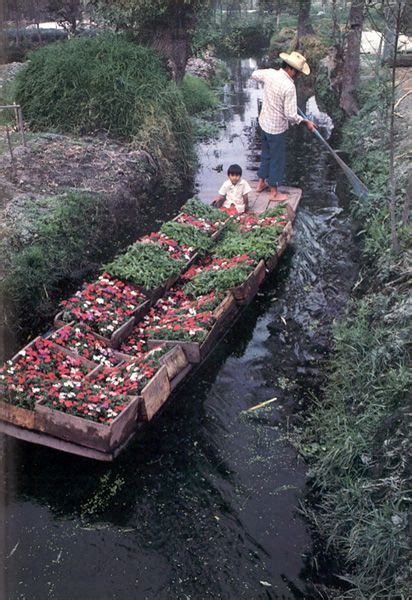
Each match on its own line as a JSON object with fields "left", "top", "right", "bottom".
{"left": 47, "top": 0, "right": 82, "bottom": 34}
{"left": 297, "top": 0, "right": 314, "bottom": 42}
{"left": 340, "top": 0, "right": 365, "bottom": 116}
{"left": 90, "top": 0, "right": 211, "bottom": 81}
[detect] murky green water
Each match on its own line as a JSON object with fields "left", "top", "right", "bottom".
{"left": 1, "top": 58, "right": 359, "bottom": 599}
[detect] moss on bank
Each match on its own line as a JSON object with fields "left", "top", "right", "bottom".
{"left": 294, "top": 77, "right": 411, "bottom": 597}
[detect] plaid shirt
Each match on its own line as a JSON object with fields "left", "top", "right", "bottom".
{"left": 251, "top": 68, "right": 303, "bottom": 134}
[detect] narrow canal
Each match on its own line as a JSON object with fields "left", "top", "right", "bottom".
{"left": 1, "top": 59, "right": 359, "bottom": 599}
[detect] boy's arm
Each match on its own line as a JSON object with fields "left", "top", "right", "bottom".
{"left": 212, "top": 194, "right": 225, "bottom": 208}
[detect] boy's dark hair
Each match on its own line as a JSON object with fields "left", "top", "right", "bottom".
{"left": 227, "top": 164, "right": 242, "bottom": 176}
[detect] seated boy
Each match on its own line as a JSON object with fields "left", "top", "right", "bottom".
{"left": 212, "top": 164, "right": 252, "bottom": 214}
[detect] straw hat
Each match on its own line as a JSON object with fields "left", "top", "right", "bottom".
{"left": 279, "top": 51, "right": 310, "bottom": 75}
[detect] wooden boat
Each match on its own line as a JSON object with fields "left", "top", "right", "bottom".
{"left": 0, "top": 188, "right": 302, "bottom": 461}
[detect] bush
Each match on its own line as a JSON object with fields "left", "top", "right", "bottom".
{"left": 15, "top": 34, "right": 172, "bottom": 140}
{"left": 180, "top": 74, "right": 218, "bottom": 115}
{"left": 205, "top": 18, "right": 273, "bottom": 56}
{"left": 3, "top": 192, "right": 119, "bottom": 331}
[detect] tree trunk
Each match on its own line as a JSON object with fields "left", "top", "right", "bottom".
{"left": 388, "top": 1, "right": 404, "bottom": 253}
{"left": 383, "top": 4, "right": 396, "bottom": 64}
{"left": 147, "top": 24, "right": 192, "bottom": 82}
{"left": 297, "top": 0, "right": 314, "bottom": 43}
{"left": 339, "top": 0, "right": 365, "bottom": 117}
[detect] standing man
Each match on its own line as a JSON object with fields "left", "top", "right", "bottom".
{"left": 251, "top": 51, "right": 316, "bottom": 202}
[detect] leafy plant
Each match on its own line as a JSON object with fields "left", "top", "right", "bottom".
{"left": 16, "top": 34, "right": 175, "bottom": 140}
{"left": 104, "top": 243, "right": 183, "bottom": 289}
{"left": 181, "top": 197, "right": 226, "bottom": 222}
{"left": 183, "top": 263, "right": 253, "bottom": 296}
{"left": 160, "top": 221, "right": 214, "bottom": 254}
{"left": 214, "top": 226, "right": 282, "bottom": 261}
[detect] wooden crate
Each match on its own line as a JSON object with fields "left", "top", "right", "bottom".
{"left": 159, "top": 345, "right": 189, "bottom": 380}
{"left": 45, "top": 323, "right": 131, "bottom": 366}
{"left": 0, "top": 336, "right": 99, "bottom": 430}
{"left": 147, "top": 293, "right": 239, "bottom": 364}
{"left": 0, "top": 401, "right": 36, "bottom": 429}
{"left": 138, "top": 365, "right": 171, "bottom": 421}
{"left": 54, "top": 299, "right": 150, "bottom": 349}
{"left": 229, "top": 260, "right": 266, "bottom": 305}
{"left": 277, "top": 222, "right": 293, "bottom": 257}
{"left": 36, "top": 394, "right": 141, "bottom": 453}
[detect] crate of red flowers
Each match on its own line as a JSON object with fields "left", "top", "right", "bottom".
{"left": 36, "top": 381, "right": 141, "bottom": 453}
{"left": 0, "top": 337, "right": 97, "bottom": 430}
{"left": 54, "top": 274, "right": 150, "bottom": 348}
{"left": 87, "top": 347, "right": 173, "bottom": 423}
{"left": 145, "top": 290, "right": 238, "bottom": 364}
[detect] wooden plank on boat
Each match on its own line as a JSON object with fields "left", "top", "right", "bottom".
{"left": 35, "top": 394, "right": 141, "bottom": 453}
{"left": 0, "top": 401, "right": 36, "bottom": 429}
{"left": 159, "top": 345, "right": 188, "bottom": 380}
{"left": 0, "top": 420, "right": 121, "bottom": 461}
{"left": 139, "top": 365, "right": 171, "bottom": 421}
{"left": 248, "top": 184, "right": 302, "bottom": 218}
{"left": 229, "top": 260, "right": 266, "bottom": 305}
{"left": 170, "top": 364, "right": 193, "bottom": 391}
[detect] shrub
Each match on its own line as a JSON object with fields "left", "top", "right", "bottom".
{"left": 3, "top": 192, "right": 119, "bottom": 331}
{"left": 15, "top": 34, "right": 172, "bottom": 140}
{"left": 180, "top": 74, "right": 218, "bottom": 115}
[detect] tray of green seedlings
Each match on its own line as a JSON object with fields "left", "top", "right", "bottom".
{"left": 177, "top": 197, "right": 230, "bottom": 240}
{"left": 213, "top": 215, "right": 285, "bottom": 268}
{"left": 181, "top": 255, "right": 257, "bottom": 301}
{"left": 104, "top": 242, "right": 185, "bottom": 303}
{"left": 160, "top": 221, "right": 214, "bottom": 257}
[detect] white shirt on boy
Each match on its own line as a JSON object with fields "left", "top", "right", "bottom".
{"left": 218, "top": 178, "right": 252, "bottom": 213}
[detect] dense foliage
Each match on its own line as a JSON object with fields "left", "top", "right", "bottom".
{"left": 15, "top": 34, "right": 181, "bottom": 141}
{"left": 214, "top": 225, "right": 283, "bottom": 261}
{"left": 180, "top": 74, "right": 218, "bottom": 115}
{"left": 104, "top": 243, "right": 183, "bottom": 290}
{"left": 181, "top": 197, "right": 226, "bottom": 222}
{"left": 2, "top": 192, "right": 117, "bottom": 331}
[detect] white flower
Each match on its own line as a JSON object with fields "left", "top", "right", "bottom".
{"left": 96, "top": 298, "right": 105, "bottom": 305}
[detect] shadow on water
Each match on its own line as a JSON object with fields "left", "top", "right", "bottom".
{"left": 2, "top": 58, "right": 360, "bottom": 599}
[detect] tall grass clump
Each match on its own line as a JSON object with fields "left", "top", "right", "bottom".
{"left": 295, "top": 294, "right": 411, "bottom": 597}
{"left": 15, "top": 34, "right": 171, "bottom": 140}
{"left": 180, "top": 74, "right": 218, "bottom": 115}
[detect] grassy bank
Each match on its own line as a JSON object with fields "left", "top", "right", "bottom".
{"left": 294, "top": 78, "right": 411, "bottom": 597}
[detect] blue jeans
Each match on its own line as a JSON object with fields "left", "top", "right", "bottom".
{"left": 257, "top": 130, "right": 286, "bottom": 188}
